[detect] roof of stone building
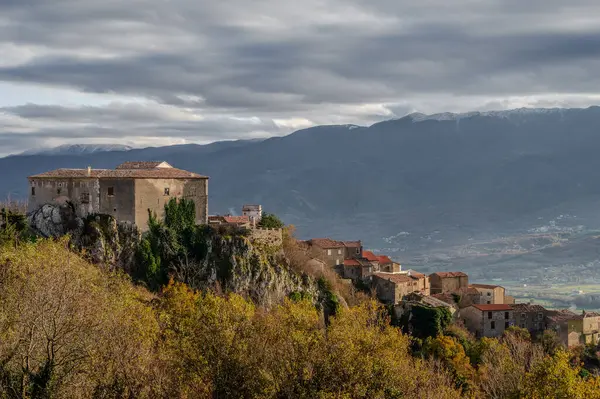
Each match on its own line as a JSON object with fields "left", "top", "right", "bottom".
{"left": 547, "top": 309, "right": 579, "bottom": 323}
{"left": 377, "top": 255, "right": 393, "bottom": 264}
{"left": 471, "top": 283, "right": 504, "bottom": 289}
{"left": 309, "top": 238, "right": 345, "bottom": 248}
{"left": 471, "top": 304, "right": 513, "bottom": 311}
{"left": 407, "top": 270, "right": 425, "bottom": 278}
{"left": 29, "top": 166, "right": 208, "bottom": 179}
{"left": 362, "top": 250, "right": 379, "bottom": 262}
{"left": 308, "top": 238, "right": 362, "bottom": 249}
{"left": 431, "top": 271, "right": 468, "bottom": 278}
{"left": 116, "top": 161, "right": 172, "bottom": 169}
{"left": 343, "top": 259, "right": 361, "bottom": 266}
{"left": 511, "top": 303, "right": 547, "bottom": 313}
{"left": 373, "top": 272, "right": 412, "bottom": 284}
{"left": 222, "top": 216, "right": 250, "bottom": 224}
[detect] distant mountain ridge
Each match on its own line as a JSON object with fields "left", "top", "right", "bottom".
{"left": 4, "top": 106, "right": 600, "bottom": 254}
{"left": 20, "top": 144, "right": 134, "bottom": 156}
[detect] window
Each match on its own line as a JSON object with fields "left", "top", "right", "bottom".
{"left": 538, "top": 312, "right": 543, "bottom": 320}
{"left": 164, "top": 187, "right": 170, "bottom": 196}
{"left": 521, "top": 323, "right": 526, "bottom": 328}
{"left": 80, "top": 192, "right": 90, "bottom": 204}
{"left": 487, "top": 301, "right": 491, "bottom": 304}
{"left": 521, "top": 312, "right": 526, "bottom": 319}
{"left": 505, "top": 322, "right": 509, "bottom": 329}
{"left": 57, "top": 188, "right": 61, "bottom": 195}
{"left": 491, "top": 321, "right": 496, "bottom": 330}
{"left": 31, "top": 187, "right": 35, "bottom": 196}
{"left": 356, "top": 248, "right": 360, "bottom": 254}
{"left": 488, "top": 312, "right": 492, "bottom": 319}
{"left": 336, "top": 259, "right": 340, "bottom": 265}
{"left": 327, "top": 249, "right": 332, "bottom": 256}
{"left": 505, "top": 312, "right": 509, "bottom": 320}
{"left": 487, "top": 292, "right": 491, "bottom": 296}
{"left": 337, "top": 249, "right": 342, "bottom": 255}
{"left": 108, "top": 187, "right": 114, "bottom": 196}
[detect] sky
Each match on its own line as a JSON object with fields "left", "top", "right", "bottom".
{"left": 2, "top": 0, "right": 600, "bottom": 155}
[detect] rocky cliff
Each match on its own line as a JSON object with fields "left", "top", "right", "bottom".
{"left": 27, "top": 203, "right": 339, "bottom": 312}
{"left": 28, "top": 203, "right": 140, "bottom": 271}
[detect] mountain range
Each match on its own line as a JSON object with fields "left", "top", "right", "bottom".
{"left": 4, "top": 106, "right": 600, "bottom": 262}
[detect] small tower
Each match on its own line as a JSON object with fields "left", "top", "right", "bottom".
{"left": 242, "top": 204, "right": 262, "bottom": 227}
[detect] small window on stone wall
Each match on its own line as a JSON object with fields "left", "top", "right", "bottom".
{"left": 31, "top": 187, "right": 35, "bottom": 196}
{"left": 108, "top": 187, "right": 114, "bottom": 196}
{"left": 80, "top": 192, "right": 90, "bottom": 204}
{"left": 164, "top": 187, "right": 170, "bottom": 196}
{"left": 57, "top": 188, "right": 61, "bottom": 195}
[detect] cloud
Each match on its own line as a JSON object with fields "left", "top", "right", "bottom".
{"left": 2, "top": 0, "right": 600, "bottom": 154}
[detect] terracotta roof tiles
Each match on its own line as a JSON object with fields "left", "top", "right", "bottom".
{"left": 377, "top": 255, "right": 393, "bottom": 264}
{"left": 362, "top": 250, "right": 379, "bottom": 262}
{"left": 29, "top": 167, "right": 208, "bottom": 179}
{"left": 431, "top": 271, "right": 468, "bottom": 278}
{"left": 511, "top": 303, "right": 547, "bottom": 313}
{"left": 223, "top": 216, "right": 250, "bottom": 224}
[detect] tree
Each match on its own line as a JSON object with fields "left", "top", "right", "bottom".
{"left": 258, "top": 212, "right": 285, "bottom": 229}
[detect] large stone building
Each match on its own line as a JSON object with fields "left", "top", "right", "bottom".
{"left": 429, "top": 272, "right": 469, "bottom": 294}
{"left": 470, "top": 283, "right": 506, "bottom": 305}
{"left": 28, "top": 161, "right": 208, "bottom": 231}
{"left": 461, "top": 304, "right": 514, "bottom": 338}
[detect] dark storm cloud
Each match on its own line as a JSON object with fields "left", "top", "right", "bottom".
{"left": 2, "top": 0, "right": 600, "bottom": 153}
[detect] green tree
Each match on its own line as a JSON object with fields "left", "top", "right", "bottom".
{"left": 257, "top": 212, "right": 284, "bottom": 229}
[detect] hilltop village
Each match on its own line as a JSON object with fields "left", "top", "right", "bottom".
{"left": 25, "top": 161, "right": 598, "bottom": 348}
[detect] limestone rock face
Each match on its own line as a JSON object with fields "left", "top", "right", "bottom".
{"left": 28, "top": 203, "right": 140, "bottom": 271}
{"left": 173, "top": 230, "right": 320, "bottom": 309}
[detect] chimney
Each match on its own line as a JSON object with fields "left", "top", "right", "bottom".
{"left": 87, "top": 166, "right": 91, "bottom": 177}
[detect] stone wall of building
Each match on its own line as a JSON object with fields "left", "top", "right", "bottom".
{"left": 28, "top": 177, "right": 101, "bottom": 217}
{"left": 134, "top": 178, "right": 208, "bottom": 231}
{"left": 99, "top": 179, "right": 136, "bottom": 224}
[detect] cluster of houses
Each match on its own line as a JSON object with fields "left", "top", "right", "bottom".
{"left": 304, "top": 237, "right": 600, "bottom": 348}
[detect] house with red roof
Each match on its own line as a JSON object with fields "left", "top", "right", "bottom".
{"left": 461, "top": 304, "right": 515, "bottom": 338}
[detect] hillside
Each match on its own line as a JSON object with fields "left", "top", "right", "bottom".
{"left": 4, "top": 106, "right": 600, "bottom": 256}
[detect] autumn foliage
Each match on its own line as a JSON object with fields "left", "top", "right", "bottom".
{"left": 2, "top": 239, "right": 600, "bottom": 398}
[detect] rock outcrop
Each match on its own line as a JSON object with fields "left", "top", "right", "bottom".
{"left": 28, "top": 202, "right": 140, "bottom": 271}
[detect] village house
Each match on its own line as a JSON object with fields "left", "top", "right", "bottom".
{"left": 372, "top": 271, "right": 430, "bottom": 304}
{"left": 28, "top": 161, "right": 208, "bottom": 231}
{"left": 470, "top": 283, "right": 506, "bottom": 304}
{"left": 375, "top": 255, "right": 401, "bottom": 273}
{"left": 342, "top": 258, "right": 374, "bottom": 281}
{"left": 546, "top": 309, "right": 580, "bottom": 347}
{"left": 429, "top": 272, "right": 469, "bottom": 294}
{"left": 461, "top": 304, "right": 514, "bottom": 338}
{"left": 511, "top": 303, "right": 548, "bottom": 335}
{"left": 305, "top": 238, "right": 363, "bottom": 267}
{"left": 561, "top": 312, "right": 600, "bottom": 347}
